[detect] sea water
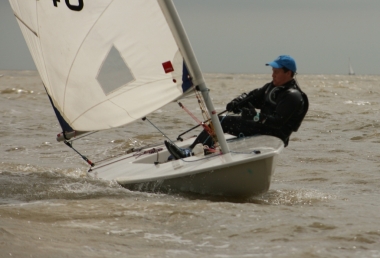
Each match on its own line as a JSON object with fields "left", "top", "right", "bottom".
{"left": 1, "top": 70, "right": 380, "bottom": 257}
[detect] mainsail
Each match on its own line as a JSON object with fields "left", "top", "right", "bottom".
{"left": 348, "top": 58, "right": 355, "bottom": 75}
{"left": 9, "top": 0, "right": 199, "bottom": 132}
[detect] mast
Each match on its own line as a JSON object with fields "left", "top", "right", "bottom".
{"left": 160, "top": 0, "right": 230, "bottom": 154}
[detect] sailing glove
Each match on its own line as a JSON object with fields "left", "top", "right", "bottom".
{"left": 226, "top": 93, "right": 248, "bottom": 114}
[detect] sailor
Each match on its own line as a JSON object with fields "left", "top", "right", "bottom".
{"left": 165, "top": 55, "right": 309, "bottom": 160}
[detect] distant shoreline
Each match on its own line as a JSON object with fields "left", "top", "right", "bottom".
{"left": 0, "top": 69, "right": 378, "bottom": 77}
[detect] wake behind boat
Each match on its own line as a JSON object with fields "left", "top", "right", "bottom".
{"left": 10, "top": 0, "right": 284, "bottom": 197}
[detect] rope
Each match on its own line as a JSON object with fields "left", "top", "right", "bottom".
{"left": 144, "top": 117, "right": 174, "bottom": 144}
{"left": 64, "top": 141, "right": 95, "bottom": 167}
{"left": 66, "top": 131, "right": 98, "bottom": 142}
{"left": 133, "top": 147, "right": 163, "bottom": 158}
{"left": 178, "top": 102, "right": 214, "bottom": 138}
{"left": 177, "top": 87, "right": 221, "bottom": 150}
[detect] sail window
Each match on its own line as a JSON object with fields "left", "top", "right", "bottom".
{"left": 97, "top": 46, "right": 135, "bottom": 95}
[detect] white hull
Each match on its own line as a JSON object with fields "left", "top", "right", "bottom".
{"left": 88, "top": 135, "right": 284, "bottom": 197}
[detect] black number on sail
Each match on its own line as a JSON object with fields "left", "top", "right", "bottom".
{"left": 52, "top": 0, "right": 84, "bottom": 11}
{"left": 65, "top": 0, "right": 84, "bottom": 11}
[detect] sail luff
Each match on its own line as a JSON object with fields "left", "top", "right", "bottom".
{"left": 10, "top": 1, "right": 83, "bottom": 140}
{"left": 10, "top": 0, "right": 71, "bottom": 130}
{"left": 158, "top": 0, "right": 230, "bottom": 154}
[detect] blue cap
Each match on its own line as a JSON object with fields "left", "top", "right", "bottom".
{"left": 266, "top": 55, "right": 297, "bottom": 73}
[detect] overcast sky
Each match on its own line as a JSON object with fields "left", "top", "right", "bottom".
{"left": 1, "top": 0, "right": 379, "bottom": 75}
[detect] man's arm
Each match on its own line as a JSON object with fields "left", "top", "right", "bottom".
{"left": 246, "top": 83, "right": 271, "bottom": 109}
{"left": 260, "top": 89, "right": 304, "bottom": 129}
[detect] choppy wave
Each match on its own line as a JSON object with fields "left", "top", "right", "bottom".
{"left": 1, "top": 71, "right": 380, "bottom": 257}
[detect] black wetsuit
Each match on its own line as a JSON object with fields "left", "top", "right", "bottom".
{"left": 190, "top": 79, "right": 309, "bottom": 148}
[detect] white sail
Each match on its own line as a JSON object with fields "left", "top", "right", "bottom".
{"left": 9, "top": 0, "right": 198, "bottom": 131}
{"left": 348, "top": 58, "right": 355, "bottom": 75}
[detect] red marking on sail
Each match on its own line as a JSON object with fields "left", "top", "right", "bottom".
{"left": 162, "top": 61, "right": 174, "bottom": 73}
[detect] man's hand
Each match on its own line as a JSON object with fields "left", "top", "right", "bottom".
{"left": 226, "top": 93, "right": 248, "bottom": 114}
{"left": 226, "top": 100, "right": 239, "bottom": 113}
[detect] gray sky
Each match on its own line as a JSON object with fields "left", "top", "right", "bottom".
{"left": 1, "top": 0, "right": 379, "bottom": 75}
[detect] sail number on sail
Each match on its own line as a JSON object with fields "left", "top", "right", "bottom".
{"left": 52, "top": 0, "right": 84, "bottom": 11}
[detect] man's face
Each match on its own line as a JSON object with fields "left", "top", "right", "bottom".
{"left": 271, "top": 68, "right": 292, "bottom": 86}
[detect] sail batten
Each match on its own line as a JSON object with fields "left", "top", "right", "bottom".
{"left": 14, "top": 13, "right": 38, "bottom": 37}
{"left": 10, "top": 0, "right": 195, "bottom": 131}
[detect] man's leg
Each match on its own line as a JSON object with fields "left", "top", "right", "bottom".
{"left": 189, "top": 116, "right": 250, "bottom": 149}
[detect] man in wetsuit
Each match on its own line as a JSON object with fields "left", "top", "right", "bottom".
{"left": 165, "top": 55, "right": 309, "bottom": 159}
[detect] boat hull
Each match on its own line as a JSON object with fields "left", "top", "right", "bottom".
{"left": 123, "top": 153, "right": 277, "bottom": 197}
{"left": 88, "top": 135, "right": 284, "bottom": 197}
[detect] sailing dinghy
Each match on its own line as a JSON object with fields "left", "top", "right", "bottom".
{"left": 348, "top": 58, "right": 355, "bottom": 75}
{"left": 10, "top": 0, "right": 283, "bottom": 197}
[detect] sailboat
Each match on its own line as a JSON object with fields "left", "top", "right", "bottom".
{"left": 348, "top": 58, "right": 355, "bottom": 75}
{"left": 9, "top": 0, "right": 283, "bottom": 197}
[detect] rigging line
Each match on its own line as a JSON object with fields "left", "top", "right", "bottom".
{"left": 89, "top": 146, "right": 163, "bottom": 172}
{"left": 64, "top": 141, "right": 95, "bottom": 167}
{"left": 178, "top": 152, "right": 222, "bottom": 163}
{"left": 143, "top": 117, "right": 174, "bottom": 143}
{"left": 176, "top": 109, "right": 228, "bottom": 140}
{"left": 193, "top": 88, "right": 220, "bottom": 149}
{"left": 179, "top": 149, "right": 261, "bottom": 163}
{"left": 193, "top": 88, "right": 209, "bottom": 121}
{"left": 177, "top": 102, "right": 213, "bottom": 137}
{"left": 178, "top": 102, "right": 203, "bottom": 125}
{"left": 65, "top": 130, "right": 99, "bottom": 143}
{"left": 92, "top": 141, "right": 166, "bottom": 166}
